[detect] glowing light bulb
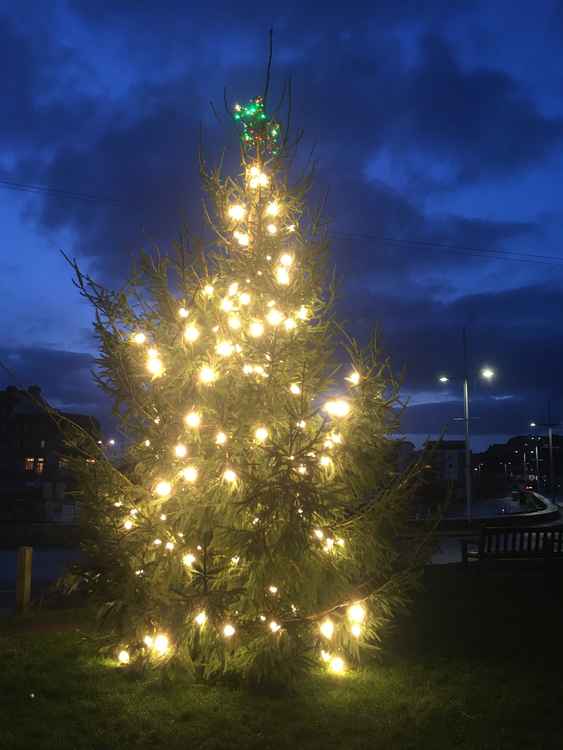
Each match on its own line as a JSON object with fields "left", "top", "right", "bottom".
{"left": 297, "top": 419, "right": 306, "bottom": 429}
{"left": 351, "top": 623, "right": 362, "bottom": 638}
{"left": 319, "top": 455, "right": 332, "bottom": 468}
{"left": 265, "top": 201, "right": 280, "bottom": 217}
{"left": 195, "top": 611, "right": 207, "bottom": 626}
{"left": 297, "top": 464, "right": 307, "bottom": 475}
{"left": 231, "top": 555, "right": 240, "bottom": 565}
{"left": 199, "top": 365, "right": 217, "bottom": 384}
{"left": 154, "top": 481, "right": 171, "bottom": 498}
{"left": 290, "top": 383, "right": 301, "bottom": 395}
{"left": 346, "top": 371, "right": 360, "bottom": 386}
{"left": 279, "top": 253, "right": 294, "bottom": 267}
{"left": 223, "top": 624, "right": 236, "bottom": 638}
{"left": 249, "top": 321, "right": 264, "bottom": 338}
{"left": 221, "top": 297, "right": 234, "bottom": 312}
{"left": 203, "top": 284, "right": 214, "bottom": 297}
{"left": 181, "top": 466, "right": 198, "bottom": 483}
{"left": 239, "top": 292, "right": 251, "bottom": 305}
{"left": 287, "top": 223, "right": 296, "bottom": 232}
{"left": 266, "top": 309, "right": 284, "bottom": 326}
{"left": 269, "top": 621, "right": 281, "bottom": 633}
{"left": 275, "top": 266, "right": 290, "bottom": 285}
{"left": 185, "top": 411, "right": 201, "bottom": 429}
{"left": 178, "top": 307, "right": 189, "bottom": 319}
{"left": 174, "top": 444, "right": 187, "bottom": 459}
{"left": 154, "top": 634, "right": 169, "bottom": 656}
{"left": 216, "top": 341, "right": 234, "bottom": 357}
{"left": 255, "top": 427, "right": 269, "bottom": 443}
{"left": 323, "top": 399, "right": 351, "bottom": 418}
{"left": 297, "top": 306, "right": 308, "bottom": 321}
{"left": 320, "top": 649, "right": 331, "bottom": 663}
{"left": 184, "top": 324, "right": 200, "bottom": 343}
{"left": 123, "top": 519, "right": 133, "bottom": 530}
{"left": 118, "top": 649, "right": 130, "bottom": 665}
{"left": 223, "top": 468, "right": 237, "bottom": 483}
{"left": 165, "top": 541, "right": 174, "bottom": 551}
{"left": 266, "top": 223, "right": 277, "bottom": 235}
{"left": 183, "top": 553, "right": 196, "bottom": 567}
{"left": 331, "top": 432, "right": 343, "bottom": 445}
{"left": 215, "top": 431, "right": 227, "bottom": 445}
{"left": 228, "top": 315, "right": 241, "bottom": 331}
{"left": 347, "top": 603, "right": 366, "bottom": 623}
{"left": 269, "top": 585, "right": 278, "bottom": 594}
{"left": 159, "top": 513, "right": 166, "bottom": 520}
{"left": 154, "top": 538, "right": 162, "bottom": 546}
{"left": 329, "top": 656, "right": 345, "bottom": 674}
{"left": 284, "top": 318, "right": 296, "bottom": 331}
{"left": 228, "top": 204, "right": 246, "bottom": 221}
{"left": 324, "top": 538, "right": 335, "bottom": 552}
{"left": 227, "top": 281, "right": 239, "bottom": 296}
{"left": 320, "top": 619, "right": 334, "bottom": 639}
{"left": 132, "top": 332, "right": 146, "bottom": 344}
{"left": 313, "top": 529, "right": 324, "bottom": 540}
{"left": 146, "top": 357, "right": 164, "bottom": 377}
{"left": 143, "top": 635, "right": 153, "bottom": 648}
{"left": 144, "top": 439, "right": 151, "bottom": 447}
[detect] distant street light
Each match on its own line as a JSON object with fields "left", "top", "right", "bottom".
{"left": 437, "top": 329, "right": 496, "bottom": 522}
{"left": 108, "top": 439, "right": 116, "bottom": 446}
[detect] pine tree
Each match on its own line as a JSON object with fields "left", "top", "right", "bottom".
{"left": 67, "top": 93, "right": 422, "bottom": 689}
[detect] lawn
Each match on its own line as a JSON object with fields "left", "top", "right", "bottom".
{"left": 2, "top": 567, "right": 563, "bottom": 749}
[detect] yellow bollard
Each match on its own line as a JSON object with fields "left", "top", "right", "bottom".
{"left": 16, "top": 547, "right": 33, "bottom": 613}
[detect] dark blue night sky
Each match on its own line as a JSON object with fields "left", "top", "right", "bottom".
{"left": 2, "top": 1, "right": 563, "bottom": 449}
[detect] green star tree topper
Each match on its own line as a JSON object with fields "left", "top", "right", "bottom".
{"left": 68, "top": 91, "right": 420, "bottom": 689}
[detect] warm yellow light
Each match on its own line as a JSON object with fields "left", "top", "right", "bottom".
{"left": 118, "top": 649, "right": 130, "bottom": 665}
{"left": 323, "top": 399, "right": 351, "bottom": 418}
{"left": 195, "top": 611, "right": 207, "bottom": 626}
{"left": 239, "top": 292, "right": 251, "bottom": 305}
{"left": 143, "top": 635, "right": 153, "bottom": 648}
{"left": 223, "top": 468, "right": 238, "bottom": 483}
{"left": 184, "top": 324, "right": 200, "bottom": 343}
{"left": 132, "top": 332, "right": 146, "bottom": 344}
{"left": 154, "top": 480, "right": 172, "bottom": 498}
{"left": 199, "top": 365, "right": 217, "bottom": 384}
{"left": 313, "top": 528, "right": 324, "bottom": 540}
{"left": 346, "top": 371, "right": 360, "bottom": 386}
{"left": 165, "top": 541, "right": 174, "bottom": 551}
{"left": 154, "top": 634, "right": 169, "bottom": 656}
{"left": 233, "top": 230, "right": 250, "bottom": 247}
{"left": 255, "top": 427, "right": 269, "bottom": 443}
{"left": 287, "top": 223, "right": 296, "bottom": 232}
{"left": 297, "top": 419, "right": 306, "bottom": 429}
{"left": 146, "top": 357, "right": 164, "bottom": 377}
{"left": 228, "top": 204, "right": 246, "bottom": 221}
{"left": 297, "top": 464, "right": 307, "bottom": 475}
{"left": 329, "top": 656, "right": 345, "bottom": 674}
{"left": 181, "top": 466, "right": 198, "bottom": 483}
{"left": 216, "top": 341, "right": 234, "bottom": 357}
{"left": 154, "top": 538, "right": 162, "bottom": 546}
{"left": 185, "top": 411, "right": 201, "bottom": 429}
{"left": 123, "top": 519, "right": 133, "bottom": 530}
{"left": 223, "top": 624, "right": 236, "bottom": 638}
{"left": 203, "top": 284, "right": 214, "bottom": 297}
{"left": 266, "top": 309, "right": 284, "bottom": 326}
{"left": 266, "top": 223, "right": 277, "bottom": 235}
{"left": 183, "top": 553, "right": 196, "bottom": 567}
{"left": 351, "top": 623, "right": 362, "bottom": 638}
{"left": 178, "top": 307, "right": 189, "bottom": 319}
{"left": 297, "top": 306, "right": 308, "bottom": 321}
{"left": 249, "top": 320, "right": 264, "bottom": 338}
{"left": 265, "top": 201, "right": 280, "bottom": 217}
{"left": 228, "top": 282, "right": 239, "bottom": 296}
{"left": 144, "top": 439, "right": 151, "bottom": 447}
{"left": 279, "top": 253, "right": 294, "bottom": 267}
{"left": 324, "top": 538, "right": 335, "bottom": 552}
{"left": 215, "top": 431, "right": 227, "bottom": 445}
{"left": 268, "top": 585, "right": 278, "bottom": 594}
{"left": 221, "top": 297, "right": 234, "bottom": 312}
{"left": 174, "top": 444, "right": 187, "bottom": 458}
{"left": 347, "top": 603, "right": 366, "bottom": 623}
{"left": 159, "top": 513, "right": 166, "bottom": 520}
{"left": 269, "top": 621, "right": 281, "bottom": 633}
{"left": 331, "top": 432, "right": 343, "bottom": 444}
{"left": 284, "top": 317, "right": 297, "bottom": 331}
{"left": 228, "top": 315, "right": 241, "bottom": 331}
{"left": 320, "top": 619, "right": 334, "bottom": 639}
{"left": 290, "top": 383, "right": 301, "bottom": 395}
{"left": 275, "top": 266, "right": 290, "bottom": 285}
{"left": 319, "top": 454, "right": 332, "bottom": 467}
{"left": 320, "top": 649, "right": 331, "bottom": 663}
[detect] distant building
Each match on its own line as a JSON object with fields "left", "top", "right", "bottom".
{"left": 0, "top": 385, "right": 100, "bottom": 520}
{"left": 423, "top": 440, "right": 466, "bottom": 484}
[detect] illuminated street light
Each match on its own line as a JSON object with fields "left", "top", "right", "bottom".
{"left": 438, "top": 376, "right": 449, "bottom": 383}
{"left": 481, "top": 367, "right": 495, "bottom": 380}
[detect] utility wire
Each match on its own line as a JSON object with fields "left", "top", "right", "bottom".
{"left": 2, "top": 176, "right": 563, "bottom": 267}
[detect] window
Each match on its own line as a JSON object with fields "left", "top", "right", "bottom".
{"left": 40, "top": 439, "right": 46, "bottom": 449}
{"left": 24, "top": 457, "right": 35, "bottom": 472}
{"left": 35, "top": 458, "right": 45, "bottom": 475}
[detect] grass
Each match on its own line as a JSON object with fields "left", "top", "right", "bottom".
{"left": 2, "top": 567, "right": 563, "bottom": 749}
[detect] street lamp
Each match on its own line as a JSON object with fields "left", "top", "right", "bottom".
{"left": 438, "top": 365, "right": 496, "bottom": 522}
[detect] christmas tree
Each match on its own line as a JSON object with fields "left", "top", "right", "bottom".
{"left": 67, "top": 92, "right": 421, "bottom": 689}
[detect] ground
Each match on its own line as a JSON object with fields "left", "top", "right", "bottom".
{"left": 2, "top": 566, "right": 563, "bottom": 749}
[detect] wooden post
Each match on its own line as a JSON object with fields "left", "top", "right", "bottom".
{"left": 16, "top": 546, "right": 33, "bottom": 613}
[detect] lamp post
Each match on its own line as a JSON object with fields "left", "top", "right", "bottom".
{"left": 529, "top": 422, "right": 540, "bottom": 485}
{"left": 438, "top": 349, "right": 495, "bottom": 522}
